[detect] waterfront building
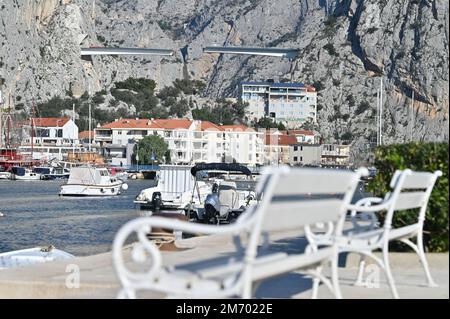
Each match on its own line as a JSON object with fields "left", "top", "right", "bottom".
{"left": 19, "top": 117, "right": 79, "bottom": 160}
{"left": 264, "top": 131, "right": 298, "bottom": 165}
{"left": 240, "top": 81, "right": 317, "bottom": 127}
{"left": 289, "top": 143, "right": 322, "bottom": 166}
{"left": 321, "top": 144, "right": 351, "bottom": 167}
{"left": 280, "top": 129, "right": 319, "bottom": 144}
{"left": 94, "top": 119, "right": 264, "bottom": 166}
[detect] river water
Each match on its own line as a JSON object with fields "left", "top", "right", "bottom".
{"left": 0, "top": 179, "right": 159, "bottom": 256}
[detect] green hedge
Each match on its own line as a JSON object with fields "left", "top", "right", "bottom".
{"left": 367, "top": 142, "right": 449, "bottom": 252}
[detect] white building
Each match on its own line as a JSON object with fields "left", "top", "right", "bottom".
{"left": 20, "top": 117, "right": 79, "bottom": 160}
{"left": 95, "top": 119, "right": 264, "bottom": 166}
{"left": 289, "top": 144, "right": 322, "bottom": 166}
{"left": 22, "top": 117, "right": 79, "bottom": 145}
{"left": 240, "top": 82, "right": 317, "bottom": 127}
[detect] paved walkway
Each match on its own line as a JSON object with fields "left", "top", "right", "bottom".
{"left": 0, "top": 231, "right": 448, "bottom": 299}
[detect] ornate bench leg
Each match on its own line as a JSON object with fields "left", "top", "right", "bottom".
{"left": 354, "top": 254, "right": 367, "bottom": 286}
{"left": 417, "top": 233, "right": 438, "bottom": 287}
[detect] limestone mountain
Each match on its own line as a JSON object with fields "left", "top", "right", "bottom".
{"left": 0, "top": 0, "right": 448, "bottom": 163}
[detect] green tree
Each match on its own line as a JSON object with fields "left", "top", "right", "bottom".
{"left": 254, "top": 117, "right": 286, "bottom": 130}
{"left": 133, "top": 135, "right": 169, "bottom": 164}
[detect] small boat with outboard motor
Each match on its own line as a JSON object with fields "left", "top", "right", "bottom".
{"left": 184, "top": 163, "right": 260, "bottom": 224}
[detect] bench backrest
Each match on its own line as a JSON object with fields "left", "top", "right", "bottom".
{"left": 384, "top": 169, "right": 442, "bottom": 228}
{"left": 241, "top": 166, "right": 369, "bottom": 260}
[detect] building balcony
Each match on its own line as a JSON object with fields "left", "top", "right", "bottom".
{"left": 95, "top": 136, "right": 113, "bottom": 141}
{"left": 321, "top": 151, "right": 350, "bottom": 157}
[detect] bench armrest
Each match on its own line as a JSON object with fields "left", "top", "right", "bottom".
{"left": 347, "top": 197, "right": 387, "bottom": 232}
{"left": 112, "top": 215, "right": 255, "bottom": 294}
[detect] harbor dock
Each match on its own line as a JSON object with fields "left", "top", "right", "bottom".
{"left": 0, "top": 230, "right": 448, "bottom": 299}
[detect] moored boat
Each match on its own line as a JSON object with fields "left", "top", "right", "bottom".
{"left": 59, "top": 166, "right": 128, "bottom": 196}
{"left": 33, "top": 166, "right": 70, "bottom": 180}
{"left": 9, "top": 166, "right": 41, "bottom": 180}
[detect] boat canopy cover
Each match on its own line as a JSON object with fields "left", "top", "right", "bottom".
{"left": 68, "top": 167, "right": 109, "bottom": 185}
{"left": 11, "top": 167, "right": 26, "bottom": 176}
{"left": 190, "top": 163, "right": 251, "bottom": 177}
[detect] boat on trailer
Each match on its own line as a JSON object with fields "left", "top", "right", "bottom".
{"left": 60, "top": 166, "right": 128, "bottom": 196}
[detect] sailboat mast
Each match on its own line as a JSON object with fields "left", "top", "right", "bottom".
{"left": 72, "top": 103, "right": 75, "bottom": 155}
{"left": 379, "top": 78, "right": 383, "bottom": 145}
{"left": 7, "top": 94, "right": 11, "bottom": 148}
{"left": 31, "top": 98, "right": 35, "bottom": 160}
{"left": 0, "top": 87, "right": 3, "bottom": 148}
{"left": 88, "top": 98, "right": 91, "bottom": 152}
{"left": 410, "top": 90, "right": 414, "bottom": 142}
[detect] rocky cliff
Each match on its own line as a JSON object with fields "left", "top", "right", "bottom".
{"left": 0, "top": 0, "right": 448, "bottom": 163}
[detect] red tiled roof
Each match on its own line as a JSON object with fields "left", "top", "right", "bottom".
{"left": 282, "top": 130, "right": 315, "bottom": 136}
{"left": 265, "top": 134, "right": 298, "bottom": 146}
{"left": 99, "top": 119, "right": 161, "bottom": 129}
{"left": 32, "top": 117, "right": 70, "bottom": 127}
{"left": 79, "top": 131, "right": 95, "bottom": 139}
{"left": 221, "top": 124, "right": 253, "bottom": 132}
{"left": 153, "top": 119, "right": 194, "bottom": 129}
{"left": 199, "top": 121, "right": 222, "bottom": 131}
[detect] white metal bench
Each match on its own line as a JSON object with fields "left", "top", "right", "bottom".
{"left": 112, "top": 166, "right": 368, "bottom": 298}
{"left": 313, "top": 169, "right": 442, "bottom": 299}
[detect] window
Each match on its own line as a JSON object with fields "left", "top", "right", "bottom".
{"left": 300, "top": 156, "right": 303, "bottom": 162}
{"left": 294, "top": 156, "right": 298, "bottom": 162}
{"left": 300, "top": 146, "right": 303, "bottom": 151}
{"left": 294, "top": 146, "right": 298, "bottom": 151}
{"left": 118, "top": 131, "right": 122, "bottom": 135}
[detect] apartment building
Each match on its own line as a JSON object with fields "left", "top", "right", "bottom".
{"left": 321, "top": 144, "right": 351, "bottom": 167}
{"left": 281, "top": 129, "right": 319, "bottom": 144}
{"left": 240, "top": 81, "right": 317, "bottom": 127}
{"left": 264, "top": 132, "right": 298, "bottom": 165}
{"left": 289, "top": 144, "right": 322, "bottom": 166}
{"left": 94, "top": 118, "right": 264, "bottom": 166}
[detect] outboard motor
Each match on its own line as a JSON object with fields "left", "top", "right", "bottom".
{"left": 204, "top": 193, "right": 220, "bottom": 224}
{"left": 152, "top": 192, "right": 162, "bottom": 211}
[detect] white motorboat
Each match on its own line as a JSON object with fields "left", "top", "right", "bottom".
{"left": 134, "top": 165, "right": 212, "bottom": 210}
{"left": 185, "top": 163, "right": 260, "bottom": 224}
{"left": 10, "top": 166, "right": 41, "bottom": 180}
{"left": 60, "top": 166, "right": 128, "bottom": 196}
{"left": 33, "top": 166, "right": 70, "bottom": 180}
{"left": 0, "top": 245, "right": 74, "bottom": 270}
{"left": 0, "top": 171, "right": 11, "bottom": 180}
